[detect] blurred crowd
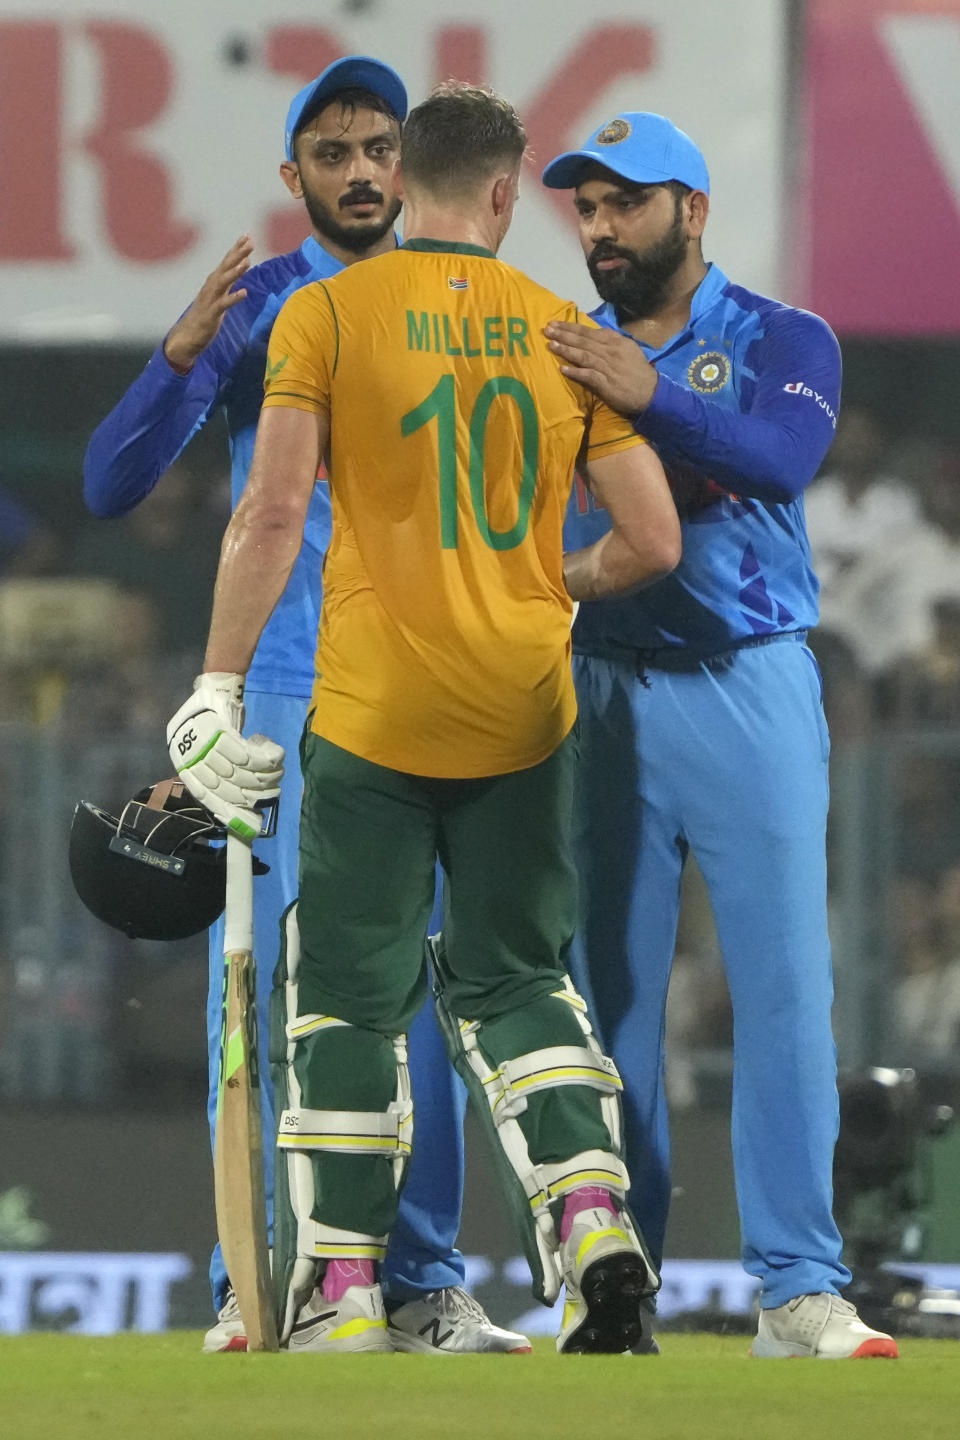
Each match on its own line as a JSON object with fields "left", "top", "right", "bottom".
{"left": 2, "top": 406, "right": 960, "bottom": 1107}
{"left": 0, "top": 456, "right": 227, "bottom": 1107}
{"left": 806, "top": 407, "right": 960, "bottom": 737}
{"left": 806, "top": 408, "right": 960, "bottom": 1081}
{"left": 0, "top": 458, "right": 229, "bottom": 732}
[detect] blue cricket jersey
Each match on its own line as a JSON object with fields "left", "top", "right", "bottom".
{"left": 83, "top": 235, "right": 347, "bottom": 697}
{"left": 563, "top": 263, "right": 841, "bottom": 655}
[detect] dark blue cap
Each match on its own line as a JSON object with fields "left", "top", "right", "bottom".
{"left": 542, "top": 112, "right": 709, "bottom": 194}
{"left": 284, "top": 56, "right": 407, "bottom": 160}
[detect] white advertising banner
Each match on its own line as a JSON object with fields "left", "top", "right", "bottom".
{"left": 0, "top": 0, "right": 787, "bottom": 342}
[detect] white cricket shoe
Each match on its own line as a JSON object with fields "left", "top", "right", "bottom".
{"left": 752, "top": 1293, "right": 899, "bottom": 1359}
{"left": 556, "top": 1205, "right": 657, "bottom": 1354}
{"left": 387, "top": 1287, "right": 531, "bottom": 1354}
{"left": 202, "top": 1288, "right": 247, "bottom": 1353}
{"left": 286, "top": 1282, "right": 393, "bottom": 1354}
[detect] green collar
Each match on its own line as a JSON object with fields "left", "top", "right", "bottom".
{"left": 401, "top": 237, "right": 496, "bottom": 259}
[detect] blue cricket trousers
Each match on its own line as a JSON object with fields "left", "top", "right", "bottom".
{"left": 570, "top": 636, "right": 850, "bottom": 1308}
{"left": 206, "top": 691, "right": 467, "bottom": 1311}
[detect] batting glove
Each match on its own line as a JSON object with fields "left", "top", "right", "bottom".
{"left": 167, "top": 672, "right": 284, "bottom": 839}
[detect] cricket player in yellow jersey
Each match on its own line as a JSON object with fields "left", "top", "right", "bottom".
{"left": 167, "top": 82, "right": 680, "bottom": 1355}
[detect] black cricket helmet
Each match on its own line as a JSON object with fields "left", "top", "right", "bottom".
{"left": 69, "top": 778, "right": 228, "bottom": 941}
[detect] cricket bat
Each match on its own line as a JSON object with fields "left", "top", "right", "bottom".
{"left": 214, "top": 828, "right": 279, "bottom": 1352}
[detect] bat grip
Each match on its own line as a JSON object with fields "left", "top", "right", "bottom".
{"left": 224, "top": 829, "right": 254, "bottom": 956}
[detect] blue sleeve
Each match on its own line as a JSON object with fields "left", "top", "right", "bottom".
{"left": 81, "top": 289, "right": 257, "bottom": 517}
{"left": 639, "top": 306, "right": 841, "bottom": 505}
{"left": 82, "top": 347, "right": 222, "bottom": 516}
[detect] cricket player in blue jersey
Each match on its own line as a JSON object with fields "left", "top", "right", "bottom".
{"left": 541, "top": 113, "right": 899, "bottom": 1359}
{"left": 83, "top": 56, "right": 528, "bottom": 1356}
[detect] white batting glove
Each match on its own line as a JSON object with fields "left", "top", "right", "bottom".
{"left": 167, "top": 672, "right": 284, "bottom": 839}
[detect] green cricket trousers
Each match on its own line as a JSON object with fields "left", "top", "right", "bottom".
{"left": 272, "top": 727, "right": 616, "bottom": 1249}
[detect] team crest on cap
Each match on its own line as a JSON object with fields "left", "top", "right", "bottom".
{"left": 687, "top": 351, "right": 731, "bottom": 394}
{"left": 595, "top": 118, "right": 631, "bottom": 146}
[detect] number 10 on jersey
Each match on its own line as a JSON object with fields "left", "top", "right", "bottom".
{"left": 402, "top": 374, "right": 539, "bottom": 551}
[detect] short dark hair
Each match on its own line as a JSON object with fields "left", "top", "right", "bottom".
{"left": 292, "top": 86, "right": 402, "bottom": 159}
{"left": 401, "top": 82, "right": 526, "bottom": 196}
{"left": 665, "top": 179, "right": 693, "bottom": 207}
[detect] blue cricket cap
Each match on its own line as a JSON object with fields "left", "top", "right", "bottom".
{"left": 542, "top": 112, "right": 709, "bottom": 194}
{"left": 284, "top": 56, "right": 407, "bottom": 160}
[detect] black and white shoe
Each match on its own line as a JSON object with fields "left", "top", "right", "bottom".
{"left": 557, "top": 1206, "right": 653, "bottom": 1354}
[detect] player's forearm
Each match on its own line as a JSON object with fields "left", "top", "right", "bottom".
{"left": 203, "top": 405, "right": 324, "bottom": 672}
{"left": 564, "top": 525, "right": 677, "bottom": 601}
{"left": 83, "top": 347, "right": 219, "bottom": 517}
{"left": 203, "top": 505, "right": 305, "bottom": 674}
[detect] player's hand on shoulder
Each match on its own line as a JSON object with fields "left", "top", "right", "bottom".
{"left": 167, "top": 671, "right": 284, "bottom": 837}
{"left": 545, "top": 320, "right": 659, "bottom": 415}
{"left": 163, "top": 235, "right": 254, "bottom": 374}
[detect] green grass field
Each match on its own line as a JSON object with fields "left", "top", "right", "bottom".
{"left": 0, "top": 1334, "right": 957, "bottom": 1440}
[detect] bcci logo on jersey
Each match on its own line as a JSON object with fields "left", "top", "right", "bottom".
{"left": 687, "top": 352, "right": 731, "bottom": 394}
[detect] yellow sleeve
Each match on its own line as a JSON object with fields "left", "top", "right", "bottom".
{"left": 262, "top": 282, "right": 338, "bottom": 415}
{"left": 585, "top": 397, "right": 646, "bottom": 459}
{"left": 567, "top": 308, "right": 646, "bottom": 460}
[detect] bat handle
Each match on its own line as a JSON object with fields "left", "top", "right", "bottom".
{"left": 224, "top": 829, "right": 254, "bottom": 956}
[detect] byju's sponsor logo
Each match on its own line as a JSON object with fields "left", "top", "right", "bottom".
{"left": 782, "top": 381, "right": 837, "bottom": 428}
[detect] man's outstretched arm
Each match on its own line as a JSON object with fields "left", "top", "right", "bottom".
{"left": 84, "top": 236, "right": 255, "bottom": 517}
{"left": 546, "top": 309, "right": 841, "bottom": 506}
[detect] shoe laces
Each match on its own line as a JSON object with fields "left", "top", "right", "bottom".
{"left": 425, "top": 1287, "right": 486, "bottom": 1322}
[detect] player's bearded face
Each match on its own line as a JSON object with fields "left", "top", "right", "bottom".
{"left": 290, "top": 103, "right": 402, "bottom": 255}
{"left": 586, "top": 192, "right": 688, "bottom": 321}
{"left": 299, "top": 177, "right": 402, "bottom": 253}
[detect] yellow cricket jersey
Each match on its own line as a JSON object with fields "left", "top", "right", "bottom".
{"left": 262, "top": 238, "right": 644, "bottom": 778}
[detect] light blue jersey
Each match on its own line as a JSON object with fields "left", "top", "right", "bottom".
{"left": 563, "top": 263, "right": 841, "bottom": 656}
